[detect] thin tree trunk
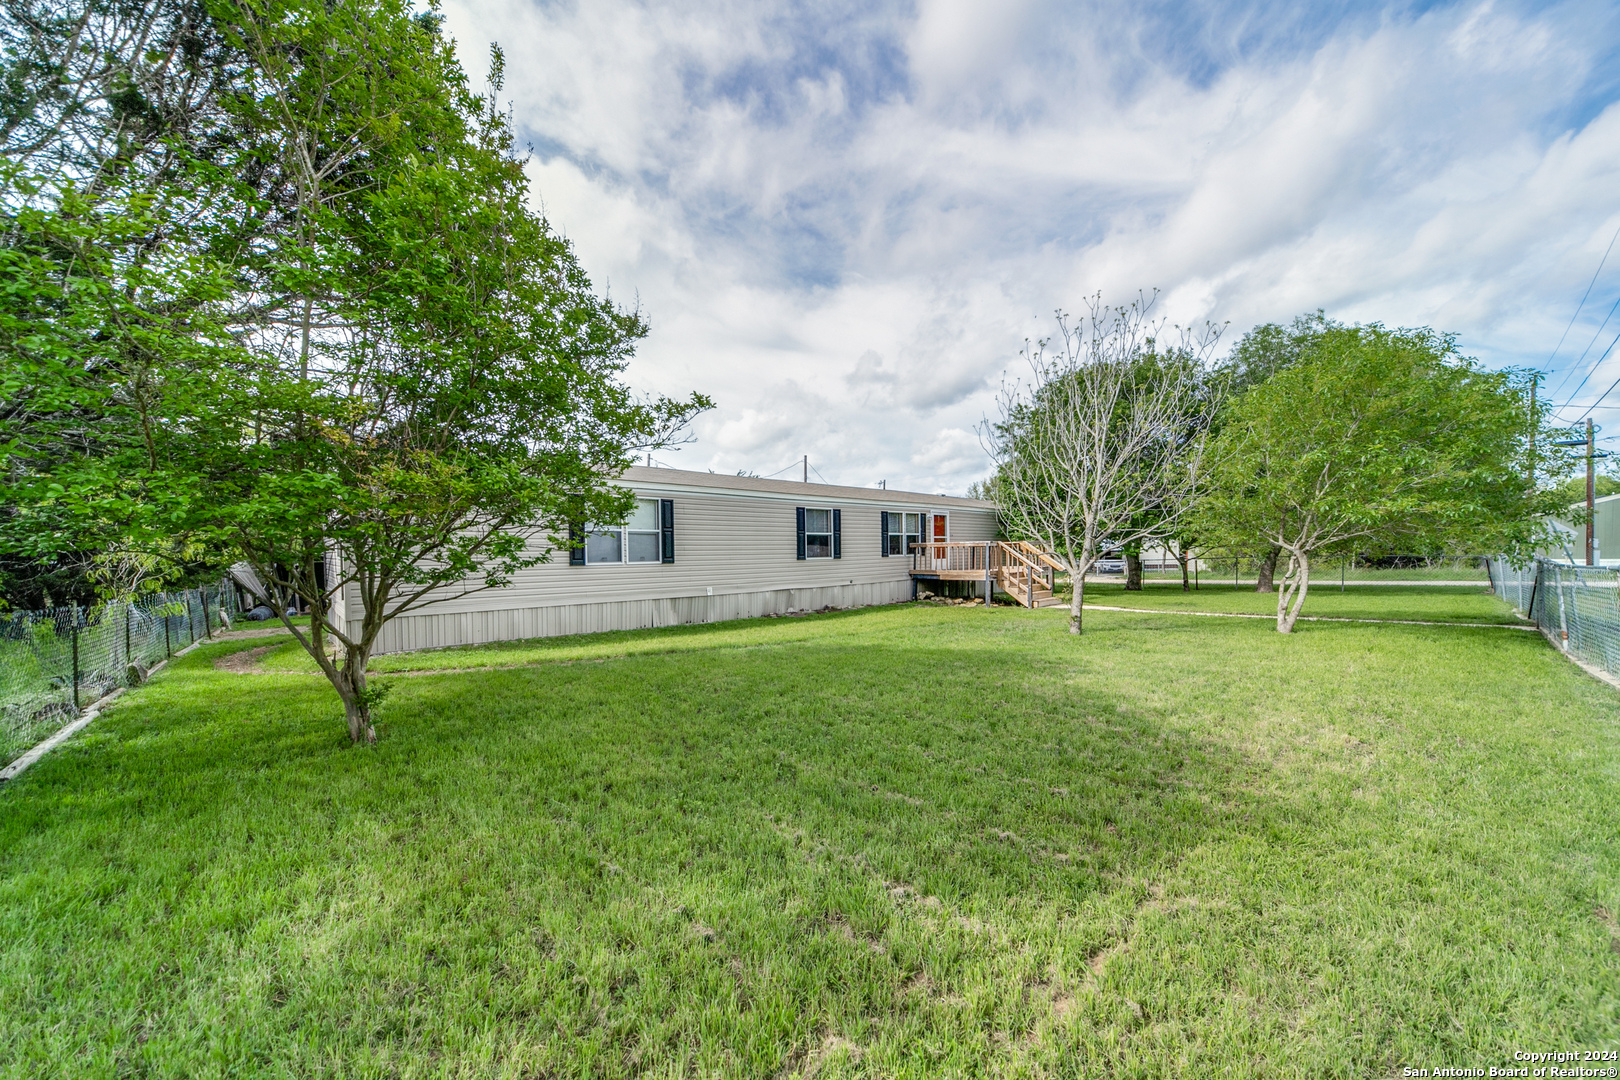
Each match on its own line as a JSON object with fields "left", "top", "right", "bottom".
{"left": 1176, "top": 546, "right": 1190, "bottom": 592}
{"left": 1275, "top": 551, "right": 1296, "bottom": 629}
{"left": 1255, "top": 546, "right": 1280, "bottom": 593}
{"left": 1276, "top": 551, "right": 1311, "bottom": 633}
{"left": 333, "top": 645, "right": 376, "bottom": 744}
{"left": 263, "top": 558, "right": 378, "bottom": 746}
{"left": 1124, "top": 549, "right": 1142, "bottom": 591}
{"left": 1069, "top": 570, "right": 1085, "bottom": 634}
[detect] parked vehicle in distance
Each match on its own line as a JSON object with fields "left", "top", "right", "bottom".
{"left": 1094, "top": 558, "right": 1125, "bottom": 574}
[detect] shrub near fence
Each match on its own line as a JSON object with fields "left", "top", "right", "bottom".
{"left": 0, "top": 585, "right": 235, "bottom": 764}
{"left": 1488, "top": 557, "right": 1620, "bottom": 681}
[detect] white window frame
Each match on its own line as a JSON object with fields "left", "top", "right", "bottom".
{"left": 889, "top": 510, "right": 946, "bottom": 555}
{"left": 804, "top": 506, "right": 835, "bottom": 560}
{"left": 585, "top": 497, "right": 663, "bottom": 565}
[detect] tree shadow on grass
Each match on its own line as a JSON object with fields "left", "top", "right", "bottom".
{"left": 0, "top": 628, "right": 1273, "bottom": 1077}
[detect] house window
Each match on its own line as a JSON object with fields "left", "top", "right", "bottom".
{"left": 796, "top": 506, "right": 841, "bottom": 559}
{"left": 902, "top": 512, "right": 923, "bottom": 555}
{"left": 586, "top": 498, "right": 663, "bottom": 564}
{"left": 804, "top": 508, "right": 833, "bottom": 559}
{"left": 885, "top": 511, "right": 941, "bottom": 555}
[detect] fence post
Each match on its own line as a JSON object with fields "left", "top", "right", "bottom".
{"left": 984, "top": 544, "right": 992, "bottom": 608}
{"left": 124, "top": 602, "right": 132, "bottom": 669}
{"left": 164, "top": 601, "right": 171, "bottom": 658}
{"left": 202, "top": 588, "right": 212, "bottom": 639}
{"left": 1557, "top": 567, "right": 1570, "bottom": 647}
{"left": 188, "top": 591, "right": 197, "bottom": 644}
{"left": 70, "top": 607, "right": 80, "bottom": 712}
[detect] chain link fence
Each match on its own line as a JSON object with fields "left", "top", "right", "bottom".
{"left": 1488, "top": 557, "right": 1620, "bottom": 681}
{"left": 1, "top": 584, "right": 238, "bottom": 763}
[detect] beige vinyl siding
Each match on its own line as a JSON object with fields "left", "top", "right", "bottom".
{"left": 943, "top": 510, "right": 998, "bottom": 543}
{"left": 346, "top": 467, "right": 999, "bottom": 654}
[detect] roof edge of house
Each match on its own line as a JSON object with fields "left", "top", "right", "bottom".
{"left": 617, "top": 465, "right": 996, "bottom": 508}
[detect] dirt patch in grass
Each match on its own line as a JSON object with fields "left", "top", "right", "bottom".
{"left": 212, "top": 645, "right": 280, "bottom": 674}
{"left": 215, "top": 626, "right": 298, "bottom": 641}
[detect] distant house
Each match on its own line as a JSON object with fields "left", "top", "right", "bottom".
{"left": 1547, "top": 492, "right": 1620, "bottom": 565}
{"left": 332, "top": 466, "right": 1001, "bottom": 655}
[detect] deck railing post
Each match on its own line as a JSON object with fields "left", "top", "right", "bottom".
{"left": 985, "top": 544, "right": 992, "bottom": 607}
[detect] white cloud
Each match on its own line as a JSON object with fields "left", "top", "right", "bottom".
{"left": 441, "top": 0, "right": 1620, "bottom": 492}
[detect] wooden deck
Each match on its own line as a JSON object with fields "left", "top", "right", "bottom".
{"left": 911, "top": 542, "right": 1067, "bottom": 608}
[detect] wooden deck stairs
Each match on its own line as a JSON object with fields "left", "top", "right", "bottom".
{"left": 910, "top": 541, "right": 1067, "bottom": 609}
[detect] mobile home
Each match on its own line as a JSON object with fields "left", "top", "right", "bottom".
{"left": 341, "top": 467, "right": 1000, "bottom": 655}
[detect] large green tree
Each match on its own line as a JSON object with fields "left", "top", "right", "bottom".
{"left": 1200, "top": 325, "right": 1567, "bottom": 632}
{"left": 200, "top": 2, "right": 707, "bottom": 743}
{"left": 0, "top": 0, "right": 269, "bottom": 605}
{"left": 1211, "top": 311, "right": 1333, "bottom": 592}
{"left": 2, "top": 0, "right": 709, "bottom": 741}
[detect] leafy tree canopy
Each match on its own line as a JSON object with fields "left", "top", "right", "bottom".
{"left": 1199, "top": 323, "right": 1570, "bottom": 632}
{"left": 1550, "top": 469, "right": 1620, "bottom": 507}
{"left": 1, "top": 0, "right": 710, "bottom": 742}
{"left": 1215, "top": 310, "right": 1334, "bottom": 398}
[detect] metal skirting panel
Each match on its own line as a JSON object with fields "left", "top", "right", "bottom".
{"left": 364, "top": 580, "right": 915, "bottom": 655}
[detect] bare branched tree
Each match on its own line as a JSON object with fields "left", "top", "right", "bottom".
{"left": 985, "top": 295, "right": 1223, "bottom": 634}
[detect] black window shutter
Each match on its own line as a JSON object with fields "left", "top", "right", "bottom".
{"left": 832, "top": 509, "right": 842, "bottom": 559}
{"left": 568, "top": 522, "right": 585, "bottom": 566}
{"left": 660, "top": 499, "right": 675, "bottom": 564}
{"left": 880, "top": 511, "right": 889, "bottom": 557}
{"left": 796, "top": 507, "right": 806, "bottom": 560}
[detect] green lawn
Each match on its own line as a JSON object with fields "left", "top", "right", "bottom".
{"left": 1069, "top": 582, "right": 1528, "bottom": 624}
{"left": 1184, "top": 560, "right": 1489, "bottom": 583}
{"left": 1, "top": 593, "right": 1617, "bottom": 1077}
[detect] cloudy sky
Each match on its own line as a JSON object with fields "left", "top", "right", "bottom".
{"left": 440, "top": 0, "right": 1620, "bottom": 494}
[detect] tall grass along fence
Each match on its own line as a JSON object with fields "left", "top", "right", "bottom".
{"left": 1488, "top": 557, "right": 1620, "bottom": 682}
{"left": 1, "top": 585, "right": 236, "bottom": 763}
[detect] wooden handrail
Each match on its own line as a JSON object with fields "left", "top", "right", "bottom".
{"left": 1008, "top": 541, "right": 1067, "bottom": 573}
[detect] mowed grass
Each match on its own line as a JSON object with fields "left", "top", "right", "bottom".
{"left": 1, "top": 595, "right": 1618, "bottom": 1077}
{"left": 1069, "top": 582, "right": 1527, "bottom": 624}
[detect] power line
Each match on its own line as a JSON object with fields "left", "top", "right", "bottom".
{"left": 1546, "top": 218, "right": 1620, "bottom": 400}
{"left": 1553, "top": 291, "right": 1620, "bottom": 411}
{"left": 1561, "top": 326, "right": 1620, "bottom": 423}
{"left": 809, "top": 463, "right": 831, "bottom": 485}
{"left": 759, "top": 460, "right": 803, "bottom": 480}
